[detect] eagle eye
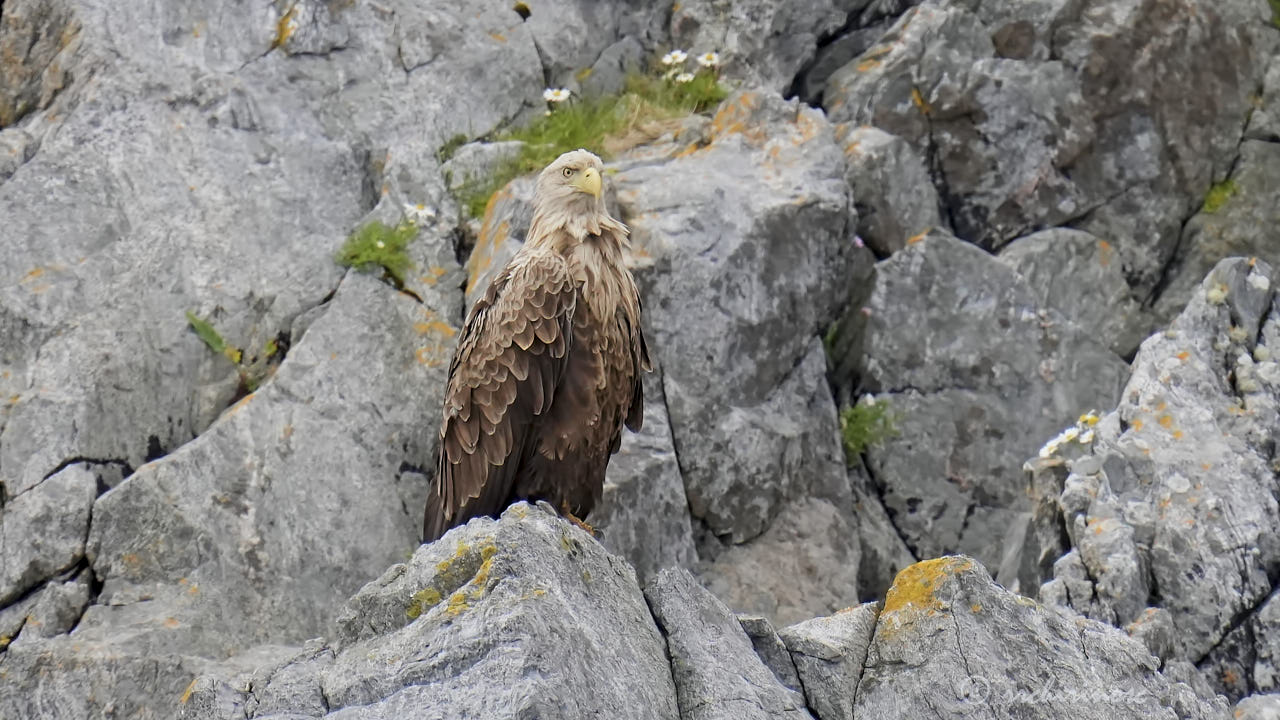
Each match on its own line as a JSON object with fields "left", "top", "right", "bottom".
{"left": 561, "top": 167, "right": 574, "bottom": 178}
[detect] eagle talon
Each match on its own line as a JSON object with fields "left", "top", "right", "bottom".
{"left": 562, "top": 504, "right": 598, "bottom": 537}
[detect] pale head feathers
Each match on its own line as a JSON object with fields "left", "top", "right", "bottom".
{"left": 527, "top": 149, "right": 628, "bottom": 247}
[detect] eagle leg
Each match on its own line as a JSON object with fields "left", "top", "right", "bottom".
{"left": 561, "top": 502, "right": 598, "bottom": 538}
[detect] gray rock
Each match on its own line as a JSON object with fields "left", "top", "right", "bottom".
{"left": 999, "top": 228, "right": 1146, "bottom": 357}
{"left": 440, "top": 140, "right": 524, "bottom": 194}
{"left": 1034, "top": 259, "right": 1280, "bottom": 665}
{"left": 778, "top": 603, "right": 879, "bottom": 720}
{"left": 829, "top": 230, "right": 1127, "bottom": 567}
{"left": 697, "top": 493, "right": 860, "bottom": 628}
{"left": 795, "top": 23, "right": 893, "bottom": 105}
{"left": 1245, "top": 55, "right": 1280, "bottom": 143}
{"left": 669, "top": 0, "right": 846, "bottom": 93}
{"left": 824, "top": 0, "right": 1266, "bottom": 293}
{"left": 0, "top": 464, "right": 96, "bottom": 606}
{"left": 645, "top": 567, "right": 813, "bottom": 720}
{"left": 1236, "top": 695, "right": 1280, "bottom": 720}
{"left": 615, "top": 91, "right": 863, "bottom": 544}
{"left": 594, "top": 372, "right": 698, "bottom": 585}
{"left": 1258, "top": 593, "right": 1280, "bottom": 694}
{"left": 738, "top": 614, "right": 803, "bottom": 693}
{"left": 183, "top": 503, "right": 679, "bottom": 719}
{"left": 855, "top": 556, "right": 1231, "bottom": 719}
{"left": 581, "top": 36, "right": 646, "bottom": 98}
{"left": 1125, "top": 607, "right": 1177, "bottom": 664}
{"left": 848, "top": 461, "right": 916, "bottom": 602}
{"left": 0, "top": 0, "right": 87, "bottom": 127}
{"left": 1154, "top": 142, "right": 1280, "bottom": 324}
{"left": 837, "top": 124, "right": 942, "bottom": 256}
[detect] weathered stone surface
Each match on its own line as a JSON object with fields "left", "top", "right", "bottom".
{"left": 645, "top": 567, "right": 813, "bottom": 720}
{"left": 824, "top": 0, "right": 1267, "bottom": 295}
{"left": 697, "top": 493, "right": 860, "bottom": 627}
{"left": 669, "top": 0, "right": 845, "bottom": 92}
{"left": 1154, "top": 142, "right": 1280, "bottom": 323}
{"left": 855, "top": 556, "right": 1231, "bottom": 719}
{"left": 616, "top": 91, "right": 863, "bottom": 544}
{"left": 828, "top": 231, "right": 1127, "bottom": 567}
{"left": 1236, "top": 694, "right": 1280, "bottom": 720}
{"left": 1031, "top": 259, "right": 1280, "bottom": 669}
{"left": 441, "top": 140, "right": 523, "bottom": 194}
{"left": 848, "top": 461, "right": 916, "bottom": 602}
{"left": 0, "top": 0, "right": 86, "bottom": 128}
{"left": 183, "top": 502, "right": 679, "bottom": 720}
{"left": 999, "top": 228, "right": 1145, "bottom": 357}
{"left": 837, "top": 124, "right": 941, "bottom": 256}
{"left": 1246, "top": 55, "right": 1280, "bottom": 142}
{"left": 779, "top": 603, "right": 879, "bottom": 720}
{"left": 594, "top": 372, "right": 698, "bottom": 585}
{"left": 0, "top": 464, "right": 95, "bottom": 606}
{"left": 738, "top": 614, "right": 803, "bottom": 693}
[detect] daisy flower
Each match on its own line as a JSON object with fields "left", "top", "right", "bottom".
{"left": 675, "top": 72, "right": 695, "bottom": 84}
{"left": 696, "top": 51, "right": 720, "bottom": 68}
{"left": 661, "top": 49, "right": 688, "bottom": 66}
{"left": 542, "top": 87, "right": 571, "bottom": 103}
{"left": 403, "top": 203, "right": 436, "bottom": 225}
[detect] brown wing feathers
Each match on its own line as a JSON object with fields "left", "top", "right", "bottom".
{"left": 422, "top": 254, "right": 576, "bottom": 543}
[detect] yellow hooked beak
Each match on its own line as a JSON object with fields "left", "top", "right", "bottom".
{"left": 572, "top": 167, "right": 602, "bottom": 198}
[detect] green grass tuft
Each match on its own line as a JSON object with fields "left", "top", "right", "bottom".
{"left": 839, "top": 399, "right": 899, "bottom": 465}
{"left": 456, "top": 69, "right": 729, "bottom": 217}
{"left": 335, "top": 220, "right": 416, "bottom": 287}
{"left": 436, "top": 133, "right": 468, "bottom": 164}
{"left": 185, "top": 311, "right": 239, "bottom": 363}
{"left": 1201, "top": 178, "right": 1238, "bottom": 214}
{"left": 1270, "top": 0, "right": 1280, "bottom": 28}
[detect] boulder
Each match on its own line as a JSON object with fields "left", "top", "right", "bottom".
{"left": 827, "top": 230, "right": 1127, "bottom": 567}
{"left": 778, "top": 603, "right": 879, "bottom": 720}
{"left": 645, "top": 567, "right": 813, "bottom": 720}
{"left": 668, "top": 0, "right": 846, "bottom": 93}
{"left": 854, "top": 557, "right": 1231, "bottom": 719}
{"left": 181, "top": 502, "right": 680, "bottom": 719}
{"left": 823, "top": 0, "right": 1268, "bottom": 297}
{"left": 837, "top": 124, "right": 942, "bottom": 256}
{"left": 1027, "top": 258, "right": 1280, "bottom": 671}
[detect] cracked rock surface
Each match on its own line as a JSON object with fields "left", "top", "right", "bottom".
{"left": 4, "top": 0, "right": 1280, "bottom": 716}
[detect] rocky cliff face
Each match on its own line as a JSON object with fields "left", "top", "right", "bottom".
{"left": 1, "top": 0, "right": 1278, "bottom": 718}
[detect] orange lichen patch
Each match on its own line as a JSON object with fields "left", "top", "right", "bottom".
{"left": 970, "top": 604, "right": 982, "bottom": 613}
{"left": 282, "top": 424, "right": 294, "bottom": 441}
{"left": 794, "top": 111, "right": 824, "bottom": 144}
{"left": 1223, "top": 668, "right": 1239, "bottom": 685}
{"left": 1158, "top": 415, "right": 1173, "bottom": 428}
{"left": 1173, "top": 430, "right": 1184, "bottom": 440}
{"left": 1248, "top": 257, "right": 1257, "bottom": 268}
{"left": 1098, "top": 240, "right": 1113, "bottom": 266}
{"left": 226, "top": 393, "right": 255, "bottom": 417}
{"left": 1132, "top": 419, "right": 1145, "bottom": 431}
{"left": 882, "top": 556, "right": 973, "bottom": 616}
{"left": 414, "top": 310, "right": 458, "bottom": 367}
{"left": 1176, "top": 351, "right": 1190, "bottom": 362}
{"left": 856, "top": 58, "right": 881, "bottom": 72}
{"left": 709, "top": 91, "right": 763, "bottom": 142}
{"left": 910, "top": 87, "right": 932, "bottom": 115}
{"left": 120, "top": 553, "right": 143, "bottom": 573}
{"left": 489, "top": 32, "right": 507, "bottom": 43}
{"left": 272, "top": 3, "right": 298, "bottom": 49}
{"left": 467, "top": 189, "right": 513, "bottom": 294}
{"left": 421, "top": 266, "right": 448, "bottom": 286}
{"left": 1201, "top": 463, "right": 1211, "bottom": 471}
{"left": 22, "top": 267, "right": 44, "bottom": 281}
{"left": 179, "top": 679, "right": 199, "bottom": 705}
{"left": 906, "top": 229, "right": 929, "bottom": 245}
{"left": 163, "top": 617, "right": 181, "bottom": 629}
{"left": 1155, "top": 401, "right": 1167, "bottom": 412}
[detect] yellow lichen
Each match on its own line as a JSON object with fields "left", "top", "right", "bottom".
{"left": 406, "top": 588, "right": 442, "bottom": 619}
{"left": 272, "top": 4, "right": 298, "bottom": 50}
{"left": 446, "top": 591, "right": 469, "bottom": 616}
{"left": 882, "top": 556, "right": 973, "bottom": 616}
{"left": 179, "top": 678, "right": 198, "bottom": 705}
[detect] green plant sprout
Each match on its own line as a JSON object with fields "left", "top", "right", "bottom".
{"left": 335, "top": 219, "right": 416, "bottom": 288}
{"left": 1201, "top": 178, "right": 1238, "bottom": 214}
{"left": 185, "top": 311, "right": 281, "bottom": 392}
{"left": 456, "top": 50, "right": 730, "bottom": 217}
{"left": 839, "top": 397, "right": 899, "bottom": 465}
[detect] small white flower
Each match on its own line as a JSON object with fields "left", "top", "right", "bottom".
{"left": 675, "top": 72, "right": 695, "bottom": 84}
{"left": 861, "top": 394, "right": 877, "bottom": 408}
{"left": 661, "top": 49, "right": 688, "bottom": 66}
{"left": 375, "top": 240, "right": 385, "bottom": 249}
{"left": 1061, "top": 427, "right": 1080, "bottom": 443}
{"left": 696, "top": 51, "right": 720, "bottom": 68}
{"left": 403, "top": 202, "right": 436, "bottom": 225}
{"left": 1038, "top": 439, "right": 1061, "bottom": 459}
{"left": 542, "top": 87, "right": 571, "bottom": 103}
{"left": 1078, "top": 429, "right": 1095, "bottom": 444}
